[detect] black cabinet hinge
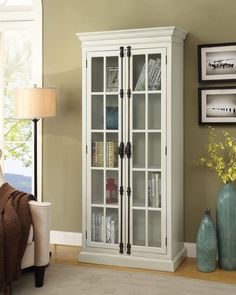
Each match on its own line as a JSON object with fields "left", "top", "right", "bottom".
{"left": 118, "top": 142, "right": 125, "bottom": 159}
{"left": 126, "top": 243, "right": 131, "bottom": 255}
{"left": 86, "top": 230, "right": 87, "bottom": 239}
{"left": 119, "top": 89, "right": 124, "bottom": 98}
{"left": 127, "top": 88, "right": 131, "bottom": 98}
{"left": 119, "top": 242, "right": 124, "bottom": 254}
{"left": 119, "top": 185, "right": 124, "bottom": 196}
{"left": 127, "top": 186, "right": 131, "bottom": 197}
{"left": 165, "top": 146, "right": 167, "bottom": 156}
{"left": 86, "top": 145, "right": 88, "bottom": 154}
{"left": 125, "top": 142, "right": 132, "bottom": 159}
{"left": 165, "top": 55, "right": 167, "bottom": 64}
{"left": 165, "top": 237, "right": 167, "bottom": 246}
{"left": 120, "top": 46, "right": 124, "bottom": 58}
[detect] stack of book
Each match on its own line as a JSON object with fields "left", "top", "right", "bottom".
{"left": 148, "top": 173, "right": 161, "bottom": 208}
{"left": 92, "top": 212, "right": 118, "bottom": 244}
{"left": 106, "top": 141, "right": 118, "bottom": 167}
{"left": 92, "top": 212, "right": 104, "bottom": 242}
{"left": 106, "top": 215, "right": 118, "bottom": 244}
{"left": 92, "top": 141, "right": 118, "bottom": 167}
{"left": 92, "top": 141, "right": 103, "bottom": 167}
{"left": 134, "top": 58, "right": 161, "bottom": 91}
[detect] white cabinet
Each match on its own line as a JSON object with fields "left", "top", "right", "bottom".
{"left": 77, "top": 27, "right": 187, "bottom": 271}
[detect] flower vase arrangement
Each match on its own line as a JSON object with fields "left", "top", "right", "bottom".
{"left": 196, "top": 127, "right": 236, "bottom": 271}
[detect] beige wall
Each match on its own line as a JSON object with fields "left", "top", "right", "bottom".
{"left": 42, "top": 0, "right": 236, "bottom": 241}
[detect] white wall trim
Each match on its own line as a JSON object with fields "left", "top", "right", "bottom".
{"left": 50, "top": 231, "right": 196, "bottom": 257}
{"left": 184, "top": 242, "right": 196, "bottom": 258}
{"left": 50, "top": 231, "right": 82, "bottom": 246}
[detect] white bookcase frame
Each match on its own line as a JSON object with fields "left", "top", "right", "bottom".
{"left": 77, "top": 26, "right": 187, "bottom": 271}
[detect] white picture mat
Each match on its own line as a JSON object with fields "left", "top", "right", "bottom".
{"left": 201, "top": 88, "right": 236, "bottom": 123}
{"left": 201, "top": 45, "right": 236, "bottom": 81}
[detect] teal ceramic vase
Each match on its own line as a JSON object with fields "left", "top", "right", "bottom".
{"left": 216, "top": 182, "right": 236, "bottom": 270}
{"left": 196, "top": 209, "right": 217, "bottom": 272}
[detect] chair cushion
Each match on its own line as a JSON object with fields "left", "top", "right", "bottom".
{"left": 27, "top": 225, "right": 33, "bottom": 245}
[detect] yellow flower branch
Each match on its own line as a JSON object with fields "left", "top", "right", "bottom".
{"left": 195, "top": 127, "right": 236, "bottom": 184}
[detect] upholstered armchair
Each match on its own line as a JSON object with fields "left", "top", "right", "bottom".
{"left": 21, "top": 200, "right": 51, "bottom": 287}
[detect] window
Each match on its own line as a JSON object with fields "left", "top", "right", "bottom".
{"left": 0, "top": 0, "right": 42, "bottom": 197}
{"left": 0, "top": 0, "right": 32, "bottom": 6}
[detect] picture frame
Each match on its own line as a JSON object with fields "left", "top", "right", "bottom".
{"left": 106, "top": 66, "right": 118, "bottom": 92}
{"left": 199, "top": 86, "right": 236, "bottom": 124}
{"left": 198, "top": 42, "right": 236, "bottom": 82}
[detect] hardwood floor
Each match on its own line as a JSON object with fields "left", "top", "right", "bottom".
{"left": 49, "top": 245, "right": 236, "bottom": 285}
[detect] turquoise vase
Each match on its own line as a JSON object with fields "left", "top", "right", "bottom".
{"left": 216, "top": 182, "right": 236, "bottom": 270}
{"left": 196, "top": 209, "right": 217, "bottom": 272}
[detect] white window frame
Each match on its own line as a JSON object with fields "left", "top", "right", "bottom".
{"left": 0, "top": 0, "right": 42, "bottom": 201}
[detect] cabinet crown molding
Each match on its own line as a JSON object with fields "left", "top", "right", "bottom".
{"left": 77, "top": 26, "right": 187, "bottom": 47}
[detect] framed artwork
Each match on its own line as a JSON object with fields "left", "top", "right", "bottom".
{"left": 199, "top": 87, "right": 236, "bottom": 124}
{"left": 106, "top": 66, "right": 118, "bottom": 92}
{"left": 198, "top": 42, "right": 236, "bottom": 82}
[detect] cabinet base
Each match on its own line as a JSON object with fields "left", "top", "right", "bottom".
{"left": 79, "top": 247, "right": 187, "bottom": 272}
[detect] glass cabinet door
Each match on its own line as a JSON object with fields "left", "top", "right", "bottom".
{"left": 87, "top": 48, "right": 166, "bottom": 254}
{"left": 131, "top": 48, "right": 166, "bottom": 253}
{"left": 88, "top": 52, "right": 120, "bottom": 248}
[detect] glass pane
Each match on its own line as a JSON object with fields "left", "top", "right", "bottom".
{"left": 133, "top": 133, "right": 145, "bottom": 168}
{"left": 106, "top": 170, "right": 118, "bottom": 205}
{"left": 91, "top": 133, "right": 104, "bottom": 167}
{"left": 106, "top": 133, "right": 118, "bottom": 168}
{"left": 148, "top": 211, "right": 161, "bottom": 247}
{"left": 148, "top": 94, "right": 161, "bottom": 129}
{"left": 92, "top": 95, "right": 103, "bottom": 130}
{"left": 106, "top": 95, "right": 118, "bottom": 130}
{"left": 133, "top": 171, "right": 145, "bottom": 207}
{"left": 4, "top": 141, "right": 32, "bottom": 193}
{"left": 148, "top": 133, "right": 161, "bottom": 169}
{"left": 148, "top": 54, "right": 161, "bottom": 91}
{"left": 133, "top": 55, "right": 145, "bottom": 91}
{"left": 106, "top": 208, "right": 118, "bottom": 244}
{"left": 133, "top": 210, "right": 145, "bottom": 246}
{"left": 3, "top": 30, "right": 33, "bottom": 193}
{"left": 148, "top": 172, "right": 161, "bottom": 208}
{"left": 92, "top": 171, "right": 104, "bottom": 205}
{"left": 92, "top": 57, "right": 103, "bottom": 92}
{"left": 91, "top": 207, "right": 104, "bottom": 243}
{"left": 133, "top": 94, "right": 145, "bottom": 130}
{"left": 106, "top": 57, "right": 118, "bottom": 92}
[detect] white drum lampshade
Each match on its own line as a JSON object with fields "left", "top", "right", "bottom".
{"left": 14, "top": 87, "right": 56, "bottom": 199}
{"left": 14, "top": 88, "right": 56, "bottom": 119}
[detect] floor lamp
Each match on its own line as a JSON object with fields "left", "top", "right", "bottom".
{"left": 14, "top": 87, "right": 56, "bottom": 200}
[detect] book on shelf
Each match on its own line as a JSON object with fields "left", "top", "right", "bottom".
{"left": 110, "top": 220, "right": 116, "bottom": 244}
{"left": 106, "top": 215, "right": 118, "bottom": 244}
{"left": 106, "top": 216, "right": 111, "bottom": 243}
{"left": 148, "top": 173, "right": 161, "bottom": 208}
{"left": 92, "top": 141, "right": 118, "bottom": 168}
{"left": 92, "top": 141, "right": 104, "bottom": 167}
{"left": 92, "top": 212, "right": 104, "bottom": 242}
{"left": 92, "top": 212, "right": 96, "bottom": 241}
{"left": 106, "top": 141, "right": 118, "bottom": 167}
{"left": 134, "top": 58, "right": 161, "bottom": 91}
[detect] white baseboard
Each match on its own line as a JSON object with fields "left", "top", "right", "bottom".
{"left": 184, "top": 242, "right": 196, "bottom": 258}
{"left": 50, "top": 231, "right": 196, "bottom": 258}
{"left": 50, "top": 231, "right": 82, "bottom": 246}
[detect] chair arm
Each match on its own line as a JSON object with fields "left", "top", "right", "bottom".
{"left": 29, "top": 200, "right": 51, "bottom": 266}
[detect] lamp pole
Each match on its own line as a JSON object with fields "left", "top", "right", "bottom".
{"left": 32, "top": 118, "right": 39, "bottom": 200}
